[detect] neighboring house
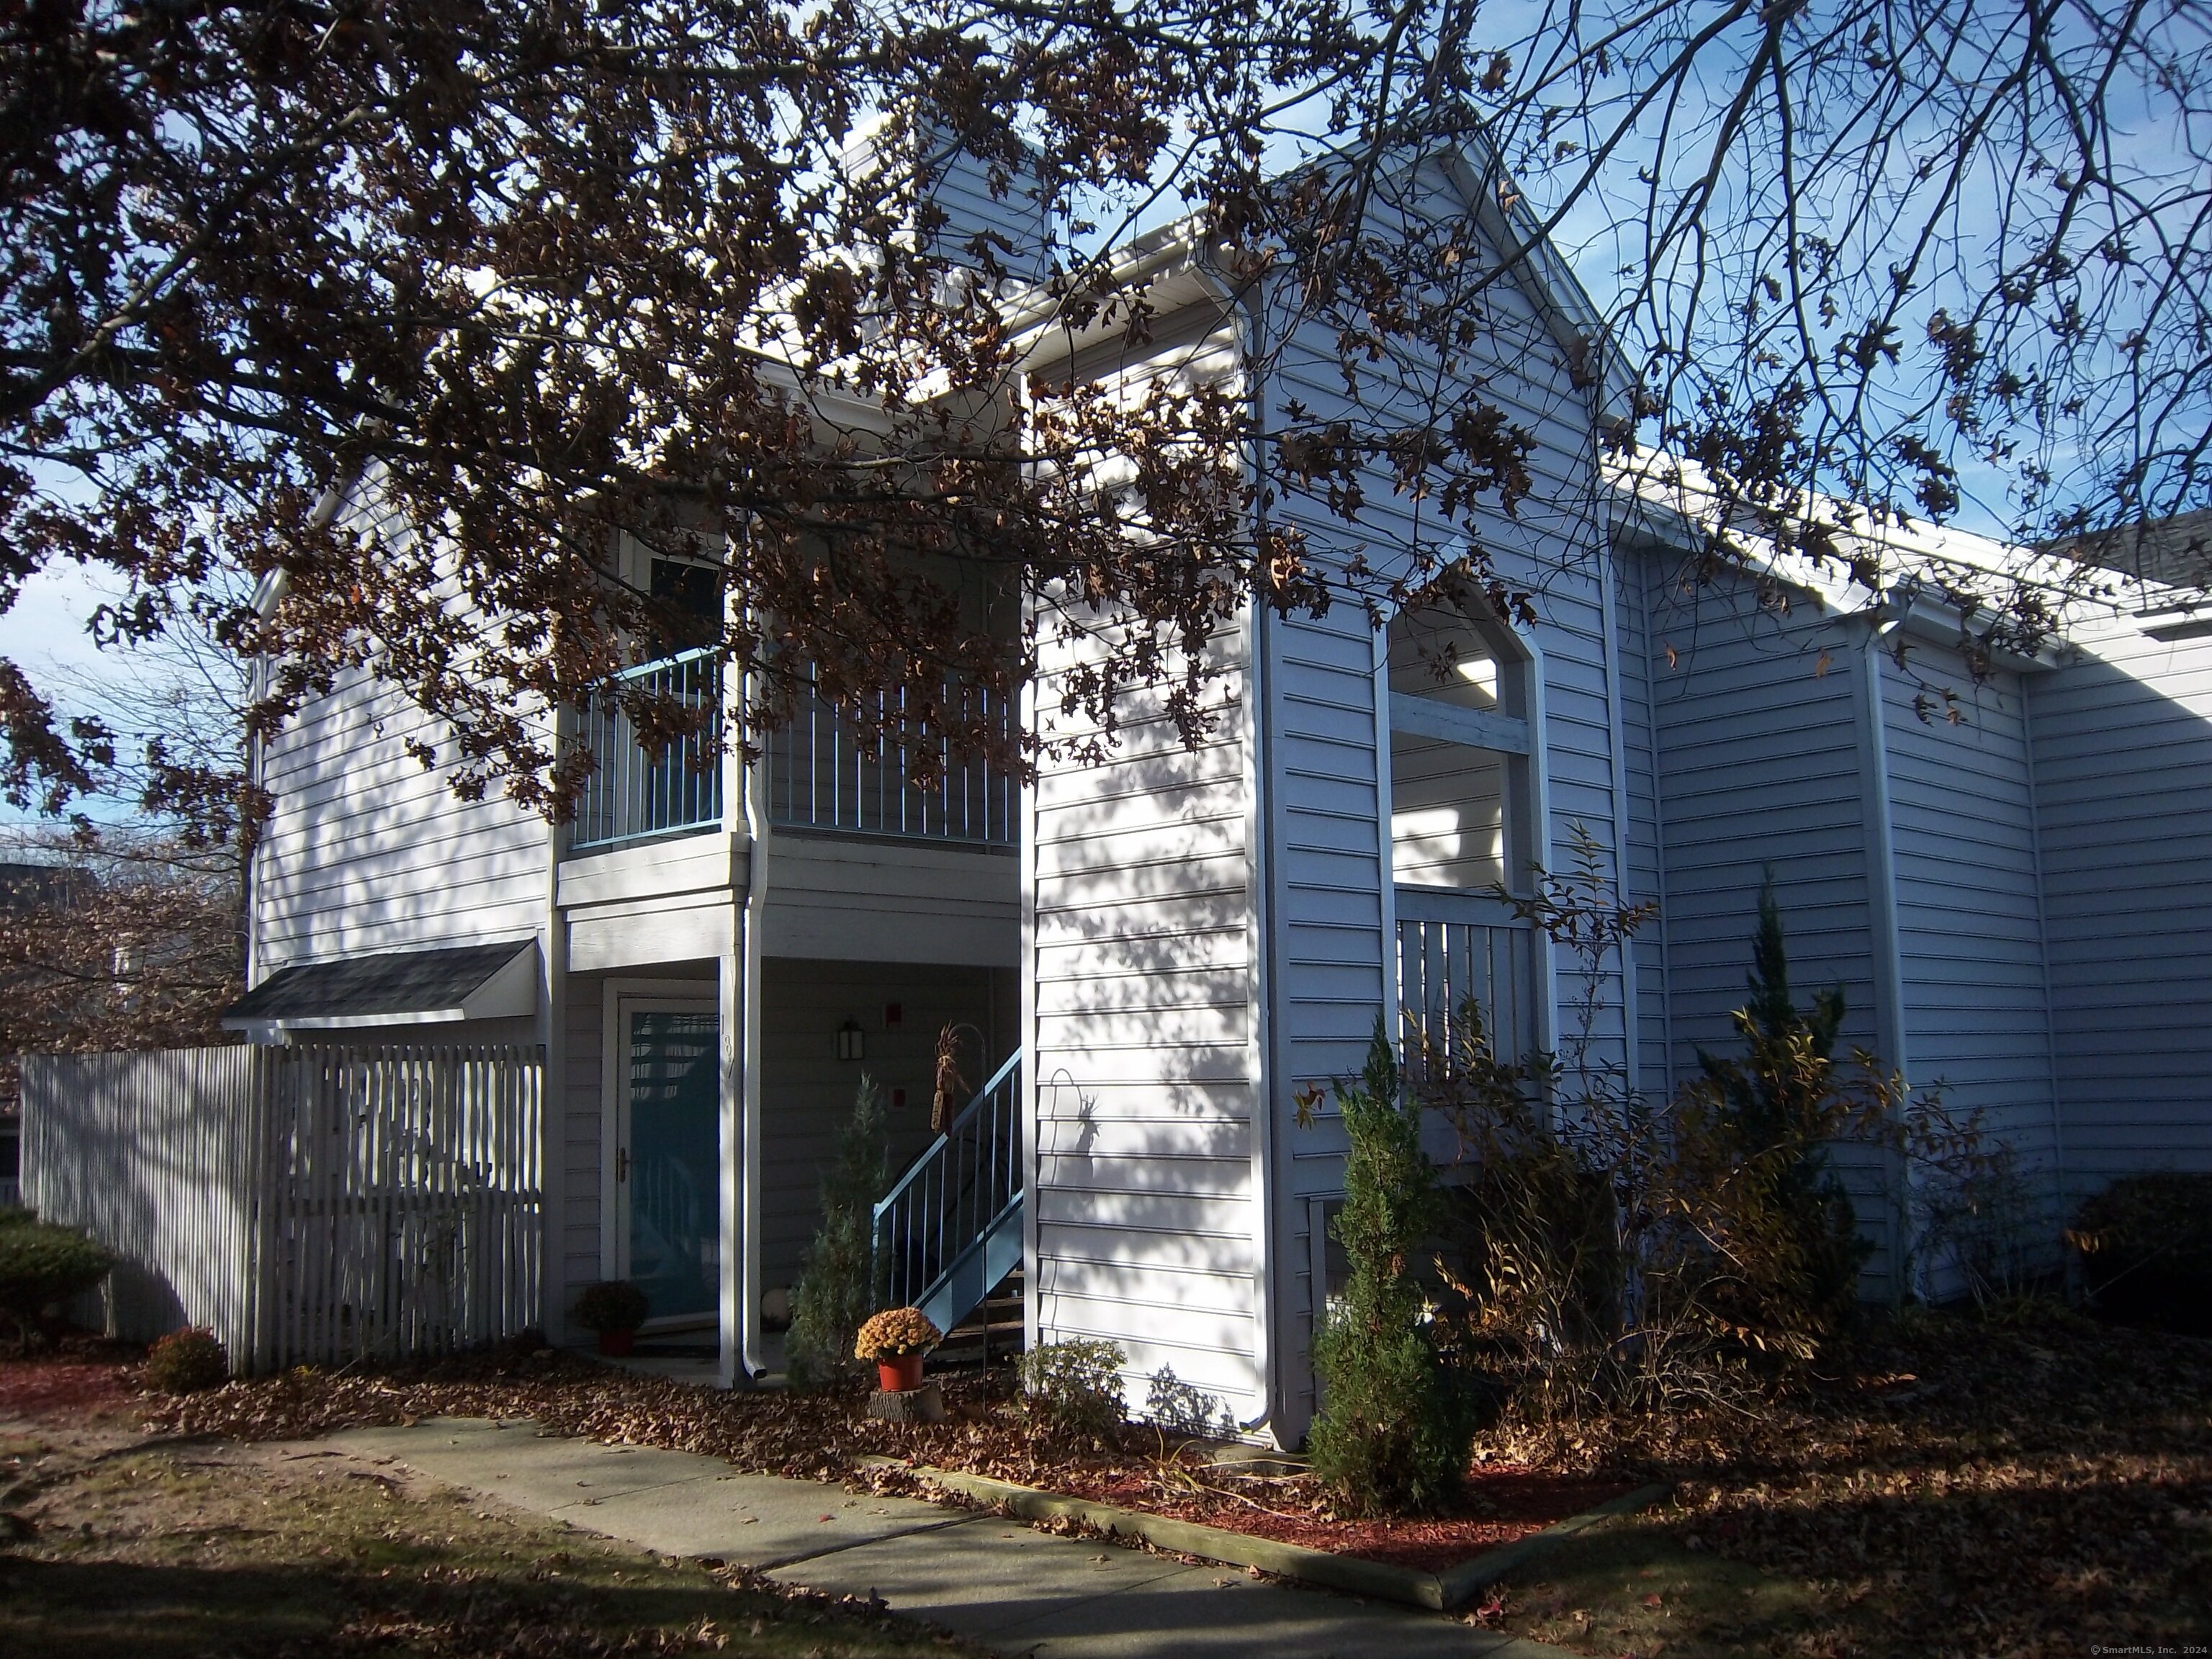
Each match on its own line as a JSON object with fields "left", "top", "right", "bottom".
{"left": 218, "top": 140, "right": 2211, "bottom": 1439}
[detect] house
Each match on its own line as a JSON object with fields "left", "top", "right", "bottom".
{"left": 214, "top": 137, "right": 1640, "bottom": 1446}
{"left": 1614, "top": 470, "right": 2212, "bottom": 1297}
{"left": 42, "top": 134, "right": 2209, "bottom": 1431}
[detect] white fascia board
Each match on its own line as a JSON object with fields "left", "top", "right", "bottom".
{"left": 1009, "top": 238, "right": 1220, "bottom": 373}
{"left": 223, "top": 1007, "right": 472, "bottom": 1037}
{"left": 1609, "top": 453, "right": 2110, "bottom": 664}
{"left": 1434, "top": 140, "right": 1640, "bottom": 430}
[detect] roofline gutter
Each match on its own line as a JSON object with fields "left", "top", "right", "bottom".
{"left": 252, "top": 472, "right": 356, "bottom": 622}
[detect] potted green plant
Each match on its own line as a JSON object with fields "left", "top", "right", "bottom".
{"left": 573, "top": 1280, "right": 650, "bottom": 1356}
{"left": 854, "top": 1305, "right": 941, "bottom": 1392}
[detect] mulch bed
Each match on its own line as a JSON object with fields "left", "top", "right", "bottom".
{"left": 1021, "top": 1459, "right": 1637, "bottom": 1571}
{"left": 0, "top": 1335, "right": 144, "bottom": 1422}
{"left": 23, "top": 1305, "right": 2212, "bottom": 1655}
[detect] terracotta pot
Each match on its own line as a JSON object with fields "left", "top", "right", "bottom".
{"left": 597, "top": 1328, "right": 636, "bottom": 1357}
{"left": 876, "top": 1352, "right": 924, "bottom": 1393}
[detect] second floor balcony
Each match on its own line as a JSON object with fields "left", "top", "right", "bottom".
{"left": 568, "top": 653, "right": 1018, "bottom": 856}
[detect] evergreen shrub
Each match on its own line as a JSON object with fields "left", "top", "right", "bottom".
{"left": 0, "top": 1211, "right": 114, "bottom": 1346}
{"left": 1689, "top": 875, "right": 1870, "bottom": 1344}
{"left": 1305, "top": 1026, "right": 1473, "bottom": 1517}
{"left": 786, "top": 1075, "right": 891, "bottom": 1388}
{"left": 145, "top": 1326, "right": 228, "bottom": 1393}
{"left": 572, "top": 1280, "right": 649, "bottom": 1334}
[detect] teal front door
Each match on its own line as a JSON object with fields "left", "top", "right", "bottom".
{"left": 623, "top": 1007, "right": 719, "bottom": 1323}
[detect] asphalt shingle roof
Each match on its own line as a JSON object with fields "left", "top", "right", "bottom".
{"left": 223, "top": 942, "right": 531, "bottom": 1023}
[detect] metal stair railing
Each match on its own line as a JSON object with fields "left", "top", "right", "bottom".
{"left": 871, "top": 1048, "right": 1022, "bottom": 1336}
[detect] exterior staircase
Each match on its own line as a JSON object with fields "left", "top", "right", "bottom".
{"left": 930, "top": 1267, "right": 1024, "bottom": 1370}
{"left": 871, "top": 1048, "right": 1023, "bottom": 1341}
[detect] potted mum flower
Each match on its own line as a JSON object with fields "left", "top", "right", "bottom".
{"left": 573, "top": 1280, "right": 650, "bottom": 1356}
{"left": 854, "top": 1306, "right": 941, "bottom": 1392}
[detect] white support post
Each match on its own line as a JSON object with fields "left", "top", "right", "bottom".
{"left": 726, "top": 637, "right": 767, "bottom": 1388}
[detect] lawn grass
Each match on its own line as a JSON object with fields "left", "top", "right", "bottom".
{"left": 1474, "top": 1304, "right": 2212, "bottom": 1658}
{"left": 0, "top": 1423, "right": 974, "bottom": 1659}
{"left": 109, "top": 1301, "right": 2212, "bottom": 1656}
{"left": 1475, "top": 1517, "right": 1820, "bottom": 1657}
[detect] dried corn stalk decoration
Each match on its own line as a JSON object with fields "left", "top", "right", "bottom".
{"left": 930, "top": 1022, "right": 968, "bottom": 1136}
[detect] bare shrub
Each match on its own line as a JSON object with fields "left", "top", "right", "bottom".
{"left": 1017, "top": 1339, "right": 1126, "bottom": 1440}
{"left": 1421, "top": 828, "right": 1946, "bottom": 1431}
{"left": 1898, "top": 1094, "right": 2044, "bottom": 1309}
{"left": 145, "top": 1326, "right": 229, "bottom": 1393}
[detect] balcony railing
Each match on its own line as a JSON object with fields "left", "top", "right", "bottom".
{"left": 568, "top": 654, "right": 1018, "bottom": 855}
{"left": 766, "top": 667, "right": 1016, "bottom": 845}
{"left": 1396, "top": 896, "right": 1541, "bottom": 1073}
{"left": 570, "top": 649, "right": 724, "bottom": 853}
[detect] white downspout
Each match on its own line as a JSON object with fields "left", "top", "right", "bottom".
{"left": 541, "top": 701, "right": 571, "bottom": 1346}
{"left": 1232, "top": 271, "right": 1283, "bottom": 1444}
{"left": 1860, "top": 609, "right": 1912, "bottom": 1300}
{"left": 732, "top": 633, "right": 770, "bottom": 1387}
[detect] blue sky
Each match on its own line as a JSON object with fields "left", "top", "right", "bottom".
{"left": 0, "top": 561, "right": 144, "bottom": 830}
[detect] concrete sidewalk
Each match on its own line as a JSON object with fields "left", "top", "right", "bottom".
{"left": 322, "top": 1418, "right": 1574, "bottom": 1659}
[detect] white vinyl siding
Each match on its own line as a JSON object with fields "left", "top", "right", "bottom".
{"left": 922, "top": 143, "right": 1053, "bottom": 282}
{"left": 1026, "top": 636, "right": 1262, "bottom": 1409}
{"left": 755, "top": 958, "right": 1012, "bottom": 1293}
{"left": 250, "top": 474, "right": 551, "bottom": 979}
{"left": 1879, "top": 644, "right": 2063, "bottom": 1269}
{"left": 760, "top": 838, "right": 1017, "bottom": 968}
{"left": 1256, "top": 153, "right": 1622, "bottom": 1431}
{"left": 253, "top": 650, "right": 547, "bottom": 974}
{"left": 1628, "top": 554, "right": 1899, "bottom": 1293}
{"left": 1020, "top": 278, "right": 1264, "bottom": 1414}
{"left": 2028, "top": 620, "right": 2212, "bottom": 1190}
{"left": 561, "top": 968, "right": 613, "bottom": 1321}
{"left": 1614, "top": 548, "right": 1673, "bottom": 1092}
{"left": 1636, "top": 569, "right": 1881, "bottom": 1059}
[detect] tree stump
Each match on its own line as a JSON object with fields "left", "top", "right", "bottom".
{"left": 866, "top": 1381, "right": 946, "bottom": 1424}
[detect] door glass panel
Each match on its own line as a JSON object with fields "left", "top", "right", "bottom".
{"left": 627, "top": 1010, "right": 719, "bottom": 1321}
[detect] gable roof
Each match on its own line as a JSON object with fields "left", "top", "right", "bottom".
{"left": 1008, "top": 127, "right": 1638, "bottom": 423}
{"left": 2046, "top": 508, "right": 2212, "bottom": 590}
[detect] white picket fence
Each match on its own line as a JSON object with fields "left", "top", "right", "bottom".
{"left": 22, "top": 1043, "right": 542, "bottom": 1372}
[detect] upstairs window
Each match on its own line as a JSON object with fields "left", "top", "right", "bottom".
{"left": 648, "top": 556, "right": 724, "bottom": 652}
{"left": 1385, "top": 596, "right": 1537, "bottom": 894}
